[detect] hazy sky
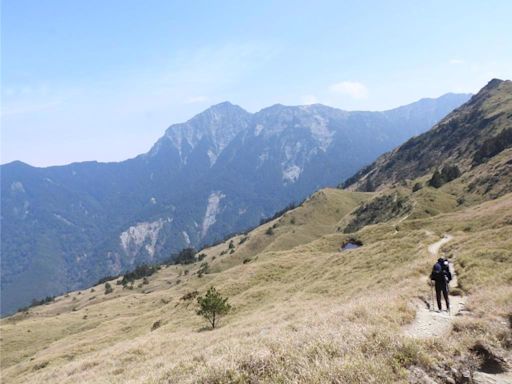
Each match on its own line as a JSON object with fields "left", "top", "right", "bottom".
{"left": 2, "top": 0, "right": 511, "bottom": 166}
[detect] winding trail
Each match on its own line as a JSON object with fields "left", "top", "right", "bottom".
{"left": 403, "top": 234, "right": 466, "bottom": 339}
{"left": 405, "top": 235, "right": 512, "bottom": 383}
{"left": 427, "top": 234, "right": 453, "bottom": 259}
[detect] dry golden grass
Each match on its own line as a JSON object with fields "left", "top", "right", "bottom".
{"left": 1, "top": 186, "right": 511, "bottom": 383}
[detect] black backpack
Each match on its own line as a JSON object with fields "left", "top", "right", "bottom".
{"left": 430, "top": 262, "right": 445, "bottom": 282}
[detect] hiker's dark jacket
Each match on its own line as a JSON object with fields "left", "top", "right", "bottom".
{"left": 430, "top": 262, "right": 452, "bottom": 284}
{"left": 441, "top": 263, "right": 452, "bottom": 282}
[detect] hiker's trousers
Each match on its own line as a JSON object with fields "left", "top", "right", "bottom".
{"left": 435, "top": 280, "right": 449, "bottom": 310}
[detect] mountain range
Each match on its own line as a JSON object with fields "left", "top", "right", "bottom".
{"left": 0, "top": 92, "right": 471, "bottom": 315}
{"left": 1, "top": 79, "right": 511, "bottom": 384}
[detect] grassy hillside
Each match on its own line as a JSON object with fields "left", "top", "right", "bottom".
{"left": 1, "top": 174, "right": 511, "bottom": 383}
{"left": 344, "top": 79, "right": 512, "bottom": 195}
{"left": 2, "top": 80, "right": 511, "bottom": 383}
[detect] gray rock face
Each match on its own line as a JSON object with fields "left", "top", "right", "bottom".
{"left": 0, "top": 93, "right": 471, "bottom": 315}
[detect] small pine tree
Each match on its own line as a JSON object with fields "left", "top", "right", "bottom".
{"left": 104, "top": 282, "right": 113, "bottom": 295}
{"left": 196, "top": 287, "right": 231, "bottom": 329}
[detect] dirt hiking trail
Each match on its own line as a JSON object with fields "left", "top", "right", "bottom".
{"left": 405, "top": 235, "right": 512, "bottom": 383}
{"left": 403, "top": 234, "right": 466, "bottom": 339}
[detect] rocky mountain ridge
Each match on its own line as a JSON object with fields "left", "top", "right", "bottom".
{"left": 344, "top": 79, "right": 512, "bottom": 195}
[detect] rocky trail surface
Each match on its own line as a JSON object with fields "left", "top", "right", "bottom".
{"left": 405, "top": 235, "right": 512, "bottom": 384}
{"left": 404, "top": 234, "right": 465, "bottom": 339}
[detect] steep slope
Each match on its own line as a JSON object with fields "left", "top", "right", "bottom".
{"left": 344, "top": 79, "right": 512, "bottom": 194}
{"left": 0, "top": 94, "right": 470, "bottom": 315}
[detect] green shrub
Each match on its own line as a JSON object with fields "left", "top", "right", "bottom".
{"left": 181, "top": 290, "right": 199, "bottom": 301}
{"left": 344, "top": 193, "right": 412, "bottom": 233}
{"left": 473, "top": 128, "right": 512, "bottom": 165}
{"left": 151, "top": 320, "right": 161, "bottom": 331}
{"left": 120, "top": 264, "right": 158, "bottom": 286}
{"left": 412, "top": 182, "right": 423, "bottom": 192}
{"left": 95, "top": 275, "right": 120, "bottom": 286}
{"left": 172, "top": 248, "right": 197, "bottom": 265}
{"left": 428, "top": 165, "right": 461, "bottom": 188}
{"left": 198, "top": 262, "right": 209, "bottom": 278}
{"left": 104, "top": 282, "right": 113, "bottom": 295}
{"left": 17, "top": 295, "right": 56, "bottom": 312}
{"left": 428, "top": 169, "right": 444, "bottom": 188}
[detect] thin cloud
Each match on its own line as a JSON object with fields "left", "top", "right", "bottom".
{"left": 449, "top": 59, "right": 465, "bottom": 65}
{"left": 329, "top": 81, "right": 368, "bottom": 99}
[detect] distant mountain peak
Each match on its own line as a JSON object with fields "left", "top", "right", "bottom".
{"left": 189, "top": 101, "right": 250, "bottom": 122}
{"left": 202, "top": 101, "right": 248, "bottom": 114}
{"left": 148, "top": 101, "right": 251, "bottom": 163}
{"left": 2, "top": 160, "right": 31, "bottom": 168}
{"left": 208, "top": 100, "right": 238, "bottom": 109}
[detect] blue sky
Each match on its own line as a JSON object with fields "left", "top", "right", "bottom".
{"left": 2, "top": 0, "right": 511, "bottom": 166}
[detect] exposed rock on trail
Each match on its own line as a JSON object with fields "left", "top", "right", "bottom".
{"left": 473, "top": 371, "right": 512, "bottom": 384}
{"left": 403, "top": 296, "right": 465, "bottom": 339}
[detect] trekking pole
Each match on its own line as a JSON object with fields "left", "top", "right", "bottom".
{"left": 430, "top": 281, "right": 434, "bottom": 311}
{"left": 447, "top": 281, "right": 451, "bottom": 316}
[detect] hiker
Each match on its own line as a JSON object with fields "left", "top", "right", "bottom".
{"left": 430, "top": 257, "right": 452, "bottom": 312}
